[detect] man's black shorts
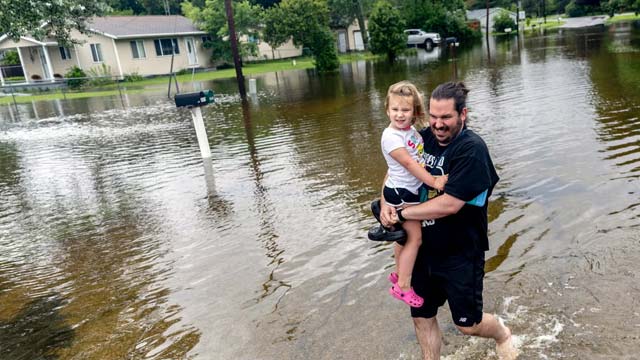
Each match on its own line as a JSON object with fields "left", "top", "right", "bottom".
{"left": 410, "top": 252, "right": 485, "bottom": 327}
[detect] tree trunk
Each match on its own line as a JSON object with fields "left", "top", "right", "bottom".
{"left": 225, "top": 0, "right": 246, "bottom": 98}
{"left": 354, "top": 0, "right": 368, "bottom": 51}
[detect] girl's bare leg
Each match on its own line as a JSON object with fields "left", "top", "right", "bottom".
{"left": 394, "top": 242, "right": 402, "bottom": 272}
{"left": 397, "top": 219, "right": 422, "bottom": 290}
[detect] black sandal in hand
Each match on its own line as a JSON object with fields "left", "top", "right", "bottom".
{"left": 367, "top": 199, "right": 407, "bottom": 244}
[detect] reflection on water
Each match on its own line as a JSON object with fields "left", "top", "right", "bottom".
{"left": 2, "top": 22, "right": 640, "bottom": 359}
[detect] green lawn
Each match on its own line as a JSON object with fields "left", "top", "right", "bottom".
{"left": 523, "top": 16, "right": 566, "bottom": 32}
{"left": 606, "top": 13, "right": 640, "bottom": 24}
{"left": 0, "top": 53, "right": 379, "bottom": 105}
{"left": 522, "top": 12, "right": 640, "bottom": 30}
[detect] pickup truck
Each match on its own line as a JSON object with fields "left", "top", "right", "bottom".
{"left": 404, "top": 29, "right": 442, "bottom": 47}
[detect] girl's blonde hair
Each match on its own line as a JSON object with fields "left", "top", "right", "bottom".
{"left": 384, "top": 81, "right": 427, "bottom": 127}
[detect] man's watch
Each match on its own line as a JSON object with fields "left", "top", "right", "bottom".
{"left": 396, "top": 208, "right": 406, "bottom": 223}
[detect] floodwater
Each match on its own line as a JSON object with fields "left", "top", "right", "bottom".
{"left": 1, "top": 23, "right": 640, "bottom": 359}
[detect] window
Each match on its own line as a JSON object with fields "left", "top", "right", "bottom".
{"left": 59, "top": 47, "right": 71, "bottom": 60}
{"left": 90, "top": 43, "right": 103, "bottom": 62}
{"left": 130, "top": 40, "right": 146, "bottom": 59}
{"left": 153, "top": 38, "right": 179, "bottom": 56}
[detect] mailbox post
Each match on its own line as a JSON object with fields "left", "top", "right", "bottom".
{"left": 175, "top": 90, "right": 215, "bottom": 158}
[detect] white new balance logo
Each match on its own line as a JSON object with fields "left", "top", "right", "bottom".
{"left": 459, "top": 317, "right": 467, "bottom": 323}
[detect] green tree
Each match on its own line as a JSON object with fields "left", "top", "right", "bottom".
{"left": 602, "top": 0, "right": 620, "bottom": 15}
{"left": 262, "top": 5, "right": 290, "bottom": 50}
{"left": 565, "top": 0, "right": 601, "bottom": 15}
{"left": 329, "top": 0, "right": 358, "bottom": 28}
{"left": 493, "top": 9, "right": 517, "bottom": 32}
{"left": 565, "top": 0, "right": 584, "bottom": 15}
{"left": 521, "top": 0, "right": 540, "bottom": 17}
{"left": 602, "top": 0, "right": 638, "bottom": 15}
{"left": 557, "top": 0, "right": 572, "bottom": 12}
{"left": 327, "top": 0, "right": 375, "bottom": 50}
{"left": 249, "top": 0, "right": 281, "bottom": 8}
{"left": 0, "top": 0, "right": 110, "bottom": 46}
{"left": 396, "top": 0, "right": 478, "bottom": 43}
{"left": 182, "top": 0, "right": 262, "bottom": 66}
{"left": 467, "top": 0, "right": 514, "bottom": 10}
{"left": 263, "top": 0, "right": 339, "bottom": 71}
{"left": 397, "top": 0, "right": 465, "bottom": 25}
{"left": 368, "top": 0, "right": 405, "bottom": 62}
{"left": 106, "top": 0, "right": 145, "bottom": 15}
{"left": 138, "top": 0, "right": 183, "bottom": 15}
{"left": 520, "top": 0, "right": 563, "bottom": 17}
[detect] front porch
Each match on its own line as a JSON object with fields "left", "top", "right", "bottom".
{"left": 0, "top": 36, "right": 68, "bottom": 86}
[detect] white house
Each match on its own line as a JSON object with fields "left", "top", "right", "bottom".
{"left": 467, "top": 8, "right": 517, "bottom": 32}
{"left": 0, "top": 16, "right": 218, "bottom": 85}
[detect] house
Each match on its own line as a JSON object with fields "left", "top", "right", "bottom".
{"left": 466, "top": 8, "right": 517, "bottom": 32}
{"left": 0, "top": 15, "right": 214, "bottom": 85}
{"left": 335, "top": 20, "right": 368, "bottom": 53}
{"left": 242, "top": 36, "right": 303, "bottom": 61}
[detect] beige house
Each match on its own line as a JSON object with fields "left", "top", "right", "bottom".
{"left": 246, "top": 39, "right": 303, "bottom": 61}
{"left": 0, "top": 16, "right": 214, "bottom": 85}
{"left": 336, "top": 20, "right": 368, "bottom": 53}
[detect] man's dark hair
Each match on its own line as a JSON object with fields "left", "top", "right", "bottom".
{"left": 430, "top": 82, "right": 469, "bottom": 115}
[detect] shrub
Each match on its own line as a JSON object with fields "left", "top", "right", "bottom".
{"left": 64, "top": 66, "right": 87, "bottom": 89}
{"left": 493, "top": 10, "right": 517, "bottom": 33}
{"left": 310, "top": 27, "right": 340, "bottom": 72}
{"left": 86, "top": 63, "right": 113, "bottom": 86}
{"left": 123, "top": 72, "right": 143, "bottom": 82}
{"left": 216, "top": 63, "right": 234, "bottom": 70}
{"left": 0, "top": 50, "right": 20, "bottom": 65}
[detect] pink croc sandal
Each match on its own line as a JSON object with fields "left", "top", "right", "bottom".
{"left": 388, "top": 272, "right": 398, "bottom": 284}
{"left": 389, "top": 284, "right": 424, "bottom": 308}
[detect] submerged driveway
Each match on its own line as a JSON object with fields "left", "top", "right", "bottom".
{"left": 560, "top": 15, "right": 608, "bottom": 28}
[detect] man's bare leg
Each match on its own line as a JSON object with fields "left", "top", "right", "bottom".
{"left": 455, "top": 313, "right": 518, "bottom": 360}
{"left": 413, "top": 317, "right": 442, "bottom": 360}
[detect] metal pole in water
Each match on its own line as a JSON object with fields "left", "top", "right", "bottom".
{"left": 249, "top": 78, "right": 257, "bottom": 94}
{"left": 190, "top": 106, "right": 212, "bottom": 158}
{"left": 10, "top": 85, "right": 20, "bottom": 121}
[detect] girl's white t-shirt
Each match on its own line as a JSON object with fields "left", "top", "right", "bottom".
{"left": 381, "top": 126, "right": 426, "bottom": 194}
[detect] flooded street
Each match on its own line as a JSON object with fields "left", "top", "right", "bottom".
{"left": 1, "top": 23, "right": 640, "bottom": 359}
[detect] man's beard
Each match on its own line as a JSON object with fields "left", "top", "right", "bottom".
{"left": 432, "top": 118, "right": 462, "bottom": 145}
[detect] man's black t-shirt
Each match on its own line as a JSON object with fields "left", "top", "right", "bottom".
{"left": 418, "top": 126, "right": 499, "bottom": 256}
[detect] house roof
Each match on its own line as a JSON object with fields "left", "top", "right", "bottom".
{"left": 0, "top": 22, "right": 56, "bottom": 47}
{"left": 0, "top": 15, "right": 206, "bottom": 48}
{"left": 87, "top": 15, "right": 206, "bottom": 39}
{"left": 466, "top": 7, "right": 515, "bottom": 20}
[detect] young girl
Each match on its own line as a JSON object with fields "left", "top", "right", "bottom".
{"left": 381, "top": 81, "right": 446, "bottom": 308}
